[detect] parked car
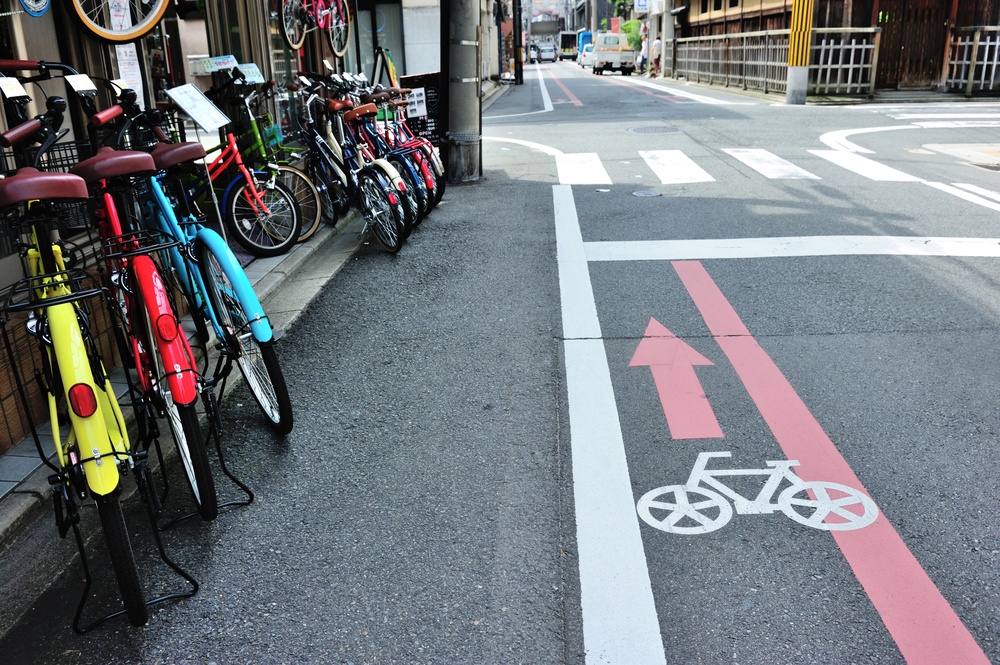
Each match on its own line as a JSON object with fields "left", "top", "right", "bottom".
{"left": 578, "top": 42, "right": 595, "bottom": 68}
{"left": 538, "top": 43, "right": 557, "bottom": 63}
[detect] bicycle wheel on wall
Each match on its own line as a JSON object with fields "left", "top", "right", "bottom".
{"left": 280, "top": 0, "right": 308, "bottom": 50}
{"left": 196, "top": 243, "right": 293, "bottom": 436}
{"left": 327, "top": 0, "right": 352, "bottom": 57}
{"left": 68, "top": 0, "right": 170, "bottom": 44}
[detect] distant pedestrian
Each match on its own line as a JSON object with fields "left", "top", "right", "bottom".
{"left": 638, "top": 34, "right": 648, "bottom": 74}
{"left": 652, "top": 36, "right": 662, "bottom": 76}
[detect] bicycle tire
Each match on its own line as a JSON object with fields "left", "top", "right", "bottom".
{"left": 417, "top": 153, "right": 438, "bottom": 218}
{"left": 316, "top": 139, "right": 351, "bottom": 219}
{"left": 358, "top": 170, "right": 403, "bottom": 253}
{"left": 225, "top": 177, "right": 302, "bottom": 258}
{"left": 374, "top": 160, "right": 414, "bottom": 239}
{"left": 388, "top": 155, "right": 425, "bottom": 232}
{"left": 196, "top": 243, "right": 293, "bottom": 435}
{"left": 275, "top": 165, "right": 322, "bottom": 243}
{"left": 327, "top": 0, "right": 352, "bottom": 57}
{"left": 280, "top": 0, "right": 308, "bottom": 50}
{"left": 96, "top": 495, "right": 148, "bottom": 626}
{"left": 68, "top": 0, "right": 169, "bottom": 44}
{"left": 387, "top": 155, "right": 424, "bottom": 233}
{"left": 428, "top": 148, "right": 446, "bottom": 206}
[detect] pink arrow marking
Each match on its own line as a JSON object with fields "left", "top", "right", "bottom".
{"left": 630, "top": 318, "right": 724, "bottom": 440}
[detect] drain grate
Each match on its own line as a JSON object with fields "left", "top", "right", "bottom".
{"left": 629, "top": 125, "right": 680, "bottom": 134}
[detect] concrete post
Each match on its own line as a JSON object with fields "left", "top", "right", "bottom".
{"left": 447, "top": 0, "right": 482, "bottom": 182}
{"left": 786, "top": 0, "right": 814, "bottom": 105}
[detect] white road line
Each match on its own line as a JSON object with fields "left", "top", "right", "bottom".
{"left": 557, "top": 153, "right": 612, "bottom": 184}
{"left": 640, "top": 150, "right": 715, "bottom": 184}
{"left": 619, "top": 77, "right": 755, "bottom": 105}
{"left": 914, "top": 121, "right": 1000, "bottom": 129}
{"left": 889, "top": 113, "right": 1000, "bottom": 120}
{"left": 483, "top": 136, "right": 564, "bottom": 157}
{"left": 818, "top": 125, "right": 916, "bottom": 153}
{"left": 809, "top": 150, "right": 923, "bottom": 181}
{"left": 483, "top": 68, "right": 553, "bottom": 119}
{"left": 953, "top": 183, "right": 1000, "bottom": 202}
{"left": 555, "top": 185, "right": 666, "bottom": 665}
{"left": 584, "top": 235, "right": 1000, "bottom": 261}
{"left": 924, "top": 182, "right": 1000, "bottom": 212}
{"left": 722, "top": 148, "right": 820, "bottom": 179}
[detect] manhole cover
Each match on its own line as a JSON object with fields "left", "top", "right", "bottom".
{"left": 629, "top": 125, "right": 681, "bottom": 134}
{"left": 633, "top": 190, "right": 662, "bottom": 197}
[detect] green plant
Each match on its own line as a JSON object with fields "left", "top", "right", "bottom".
{"left": 613, "top": 0, "right": 631, "bottom": 17}
{"left": 621, "top": 19, "right": 642, "bottom": 50}
{"left": 600, "top": 18, "right": 608, "bottom": 30}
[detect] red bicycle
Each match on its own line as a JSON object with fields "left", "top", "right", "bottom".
{"left": 280, "top": 0, "right": 352, "bottom": 57}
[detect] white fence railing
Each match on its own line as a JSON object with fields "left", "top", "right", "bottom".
{"left": 946, "top": 27, "right": 1000, "bottom": 94}
{"left": 665, "top": 28, "right": 880, "bottom": 96}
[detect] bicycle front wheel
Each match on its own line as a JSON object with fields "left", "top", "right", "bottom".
{"left": 358, "top": 170, "right": 404, "bottom": 253}
{"left": 225, "top": 177, "right": 301, "bottom": 257}
{"left": 96, "top": 495, "right": 148, "bottom": 626}
{"left": 389, "top": 155, "right": 426, "bottom": 230}
{"left": 197, "top": 243, "right": 293, "bottom": 435}
{"left": 327, "top": 0, "right": 352, "bottom": 57}
{"left": 275, "top": 165, "right": 322, "bottom": 243}
{"left": 68, "top": 0, "right": 169, "bottom": 43}
{"left": 280, "top": 0, "right": 308, "bottom": 50}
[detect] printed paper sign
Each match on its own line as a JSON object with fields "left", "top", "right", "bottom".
{"left": 406, "top": 88, "right": 427, "bottom": 118}
{"left": 166, "top": 83, "right": 231, "bottom": 132}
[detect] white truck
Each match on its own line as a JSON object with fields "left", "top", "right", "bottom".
{"left": 590, "top": 32, "right": 636, "bottom": 76}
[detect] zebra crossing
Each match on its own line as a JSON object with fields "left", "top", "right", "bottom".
{"left": 555, "top": 146, "right": 968, "bottom": 186}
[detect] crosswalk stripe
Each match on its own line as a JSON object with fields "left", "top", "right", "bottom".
{"left": 722, "top": 148, "right": 820, "bottom": 179}
{"left": 953, "top": 183, "right": 1000, "bottom": 202}
{"left": 809, "top": 150, "right": 922, "bottom": 181}
{"left": 639, "top": 150, "right": 715, "bottom": 184}
{"left": 556, "top": 153, "right": 612, "bottom": 184}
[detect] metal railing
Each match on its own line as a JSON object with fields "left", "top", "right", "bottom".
{"left": 664, "top": 28, "right": 880, "bottom": 96}
{"left": 946, "top": 27, "right": 1000, "bottom": 94}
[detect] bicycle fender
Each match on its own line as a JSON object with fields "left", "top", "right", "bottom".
{"left": 195, "top": 228, "right": 274, "bottom": 343}
{"left": 372, "top": 158, "right": 405, "bottom": 191}
{"left": 132, "top": 256, "right": 199, "bottom": 406}
{"left": 47, "top": 302, "right": 123, "bottom": 496}
{"left": 220, "top": 176, "right": 244, "bottom": 214}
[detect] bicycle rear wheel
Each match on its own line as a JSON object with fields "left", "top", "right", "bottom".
{"left": 225, "top": 177, "right": 301, "bottom": 257}
{"left": 280, "top": 0, "right": 308, "bottom": 50}
{"left": 68, "top": 0, "right": 169, "bottom": 43}
{"left": 96, "top": 495, "right": 148, "bottom": 626}
{"left": 389, "top": 155, "right": 426, "bottom": 230}
{"left": 358, "top": 170, "right": 404, "bottom": 253}
{"left": 197, "top": 243, "right": 293, "bottom": 435}
{"left": 275, "top": 165, "right": 322, "bottom": 243}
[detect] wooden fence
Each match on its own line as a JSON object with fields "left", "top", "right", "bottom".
{"left": 664, "top": 28, "right": 881, "bottom": 96}
{"left": 946, "top": 27, "right": 1000, "bottom": 95}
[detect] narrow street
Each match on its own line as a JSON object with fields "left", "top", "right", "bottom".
{"left": 1, "top": 62, "right": 999, "bottom": 663}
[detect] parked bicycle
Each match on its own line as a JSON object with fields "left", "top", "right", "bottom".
{"left": 119, "top": 99, "right": 295, "bottom": 436}
{"left": 0, "top": 70, "right": 196, "bottom": 630}
{"left": 280, "top": 0, "right": 352, "bottom": 57}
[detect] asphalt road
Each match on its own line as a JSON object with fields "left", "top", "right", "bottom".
{"left": 1, "top": 63, "right": 998, "bottom": 664}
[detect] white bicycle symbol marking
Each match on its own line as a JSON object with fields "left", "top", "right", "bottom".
{"left": 637, "top": 452, "right": 879, "bottom": 535}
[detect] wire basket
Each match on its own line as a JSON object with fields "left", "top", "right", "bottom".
{"left": 101, "top": 229, "right": 180, "bottom": 260}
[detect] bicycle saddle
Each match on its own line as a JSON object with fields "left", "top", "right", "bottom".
{"left": 344, "top": 103, "right": 378, "bottom": 124}
{"left": 70, "top": 146, "right": 156, "bottom": 185}
{"left": 0, "top": 168, "right": 88, "bottom": 208}
{"left": 148, "top": 141, "right": 206, "bottom": 171}
{"left": 360, "top": 91, "right": 391, "bottom": 105}
{"left": 326, "top": 98, "right": 353, "bottom": 113}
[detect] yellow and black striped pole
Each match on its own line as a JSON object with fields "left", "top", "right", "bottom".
{"left": 786, "top": 0, "right": 814, "bottom": 104}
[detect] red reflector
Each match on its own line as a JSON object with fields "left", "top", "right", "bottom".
{"left": 156, "top": 314, "right": 178, "bottom": 342}
{"left": 396, "top": 181, "right": 407, "bottom": 191}
{"left": 388, "top": 193, "right": 398, "bottom": 205}
{"left": 68, "top": 384, "right": 98, "bottom": 418}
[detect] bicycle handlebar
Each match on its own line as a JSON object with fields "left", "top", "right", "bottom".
{"left": 0, "top": 118, "right": 41, "bottom": 148}
{"left": 92, "top": 104, "right": 123, "bottom": 128}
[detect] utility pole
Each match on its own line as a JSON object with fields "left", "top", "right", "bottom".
{"left": 786, "top": 0, "right": 814, "bottom": 104}
{"left": 513, "top": 0, "right": 524, "bottom": 83}
{"left": 446, "top": 0, "right": 482, "bottom": 182}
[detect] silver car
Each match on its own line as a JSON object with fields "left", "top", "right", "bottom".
{"left": 539, "top": 44, "right": 557, "bottom": 63}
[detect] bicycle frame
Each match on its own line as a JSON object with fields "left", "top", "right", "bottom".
{"left": 684, "top": 451, "right": 801, "bottom": 515}
{"left": 24, "top": 224, "right": 129, "bottom": 497}
{"left": 187, "top": 132, "right": 273, "bottom": 221}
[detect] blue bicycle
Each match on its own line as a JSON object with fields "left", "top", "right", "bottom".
{"left": 101, "top": 100, "right": 294, "bottom": 436}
